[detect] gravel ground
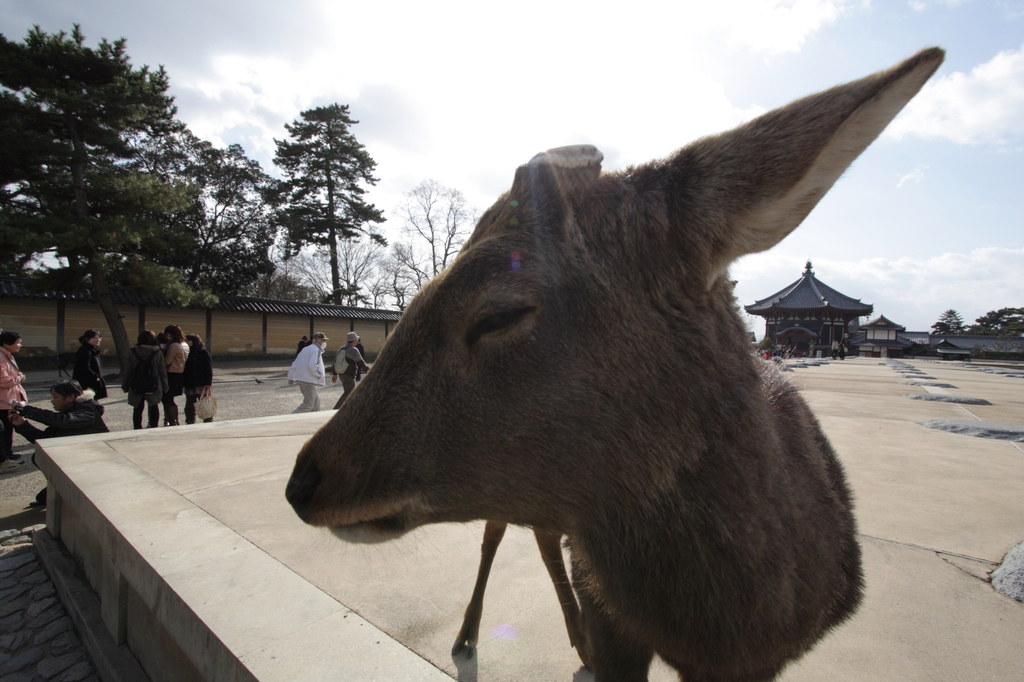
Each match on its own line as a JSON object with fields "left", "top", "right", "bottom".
{"left": 1, "top": 360, "right": 353, "bottom": 526}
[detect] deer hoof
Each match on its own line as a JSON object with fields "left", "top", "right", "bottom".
{"left": 451, "top": 640, "right": 476, "bottom": 659}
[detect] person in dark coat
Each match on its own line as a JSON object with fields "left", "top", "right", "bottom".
{"left": 296, "top": 335, "right": 309, "bottom": 358}
{"left": 9, "top": 379, "right": 110, "bottom": 507}
{"left": 183, "top": 333, "right": 214, "bottom": 424}
{"left": 121, "top": 330, "right": 169, "bottom": 429}
{"left": 355, "top": 340, "right": 366, "bottom": 381}
{"left": 72, "top": 329, "right": 108, "bottom": 400}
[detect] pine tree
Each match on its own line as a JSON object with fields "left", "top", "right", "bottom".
{"left": 971, "top": 307, "right": 1024, "bottom": 337}
{"left": 139, "top": 129, "right": 279, "bottom": 295}
{"left": 0, "top": 26, "right": 193, "bottom": 373}
{"left": 273, "top": 104, "right": 385, "bottom": 305}
{"left": 931, "top": 309, "right": 965, "bottom": 336}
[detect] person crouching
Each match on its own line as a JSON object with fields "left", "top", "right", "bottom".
{"left": 9, "top": 379, "right": 110, "bottom": 507}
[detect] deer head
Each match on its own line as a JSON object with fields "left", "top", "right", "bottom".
{"left": 287, "top": 49, "right": 942, "bottom": 542}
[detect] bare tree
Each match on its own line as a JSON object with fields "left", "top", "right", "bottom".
{"left": 394, "top": 179, "right": 475, "bottom": 282}
{"left": 283, "top": 252, "right": 329, "bottom": 302}
{"left": 369, "top": 249, "right": 419, "bottom": 311}
{"left": 241, "top": 247, "right": 318, "bottom": 302}
{"left": 337, "top": 239, "right": 384, "bottom": 306}
{"left": 288, "top": 239, "right": 383, "bottom": 306}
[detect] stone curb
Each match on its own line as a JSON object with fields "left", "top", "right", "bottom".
{"left": 32, "top": 530, "right": 150, "bottom": 682}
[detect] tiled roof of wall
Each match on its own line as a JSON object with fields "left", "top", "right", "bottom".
{"left": 0, "top": 276, "right": 402, "bottom": 322}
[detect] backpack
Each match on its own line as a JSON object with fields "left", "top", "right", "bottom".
{"left": 130, "top": 349, "right": 159, "bottom": 394}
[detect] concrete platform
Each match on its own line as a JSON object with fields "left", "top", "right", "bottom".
{"left": 34, "top": 357, "right": 1024, "bottom": 681}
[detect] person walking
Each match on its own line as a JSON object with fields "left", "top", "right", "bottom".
{"left": 355, "top": 338, "right": 366, "bottom": 382}
{"left": 0, "top": 330, "right": 28, "bottom": 472}
{"left": 288, "top": 332, "right": 328, "bottom": 413}
{"left": 183, "top": 333, "right": 214, "bottom": 424}
{"left": 161, "top": 325, "right": 189, "bottom": 426}
{"left": 72, "top": 329, "right": 108, "bottom": 400}
{"left": 296, "top": 335, "right": 309, "bottom": 358}
{"left": 9, "top": 379, "right": 109, "bottom": 507}
{"left": 122, "top": 330, "right": 168, "bottom": 429}
{"left": 332, "top": 332, "right": 370, "bottom": 409}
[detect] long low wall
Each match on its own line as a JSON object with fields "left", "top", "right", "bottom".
{"left": 0, "top": 298, "right": 391, "bottom": 361}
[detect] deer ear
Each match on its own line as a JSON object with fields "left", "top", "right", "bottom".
{"left": 668, "top": 48, "right": 944, "bottom": 277}
{"left": 528, "top": 145, "right": 604, "bottom": 179}
{"left": 465, "top": 145, "right": 603, "bottom": 247}
{"left": 509, "top": 144, "right": 604, "bottom": 207}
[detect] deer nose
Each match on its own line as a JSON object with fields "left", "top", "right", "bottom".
{"left": 286, "top": 461, "right": 322, "bottom": 522}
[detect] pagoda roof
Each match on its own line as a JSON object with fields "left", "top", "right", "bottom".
{"left": 861, "top": 314, "right": 905, "bottom": 330}
{"left": 744, "top": 261, "right": 873, "bottom": 316}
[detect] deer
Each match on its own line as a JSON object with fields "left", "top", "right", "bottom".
{"left": 286, "top": 48, "right": 944, "bottom": 681}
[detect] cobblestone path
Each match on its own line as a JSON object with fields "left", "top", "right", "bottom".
{"left": 0, "top": 534, "right": 99, "bottom": 682}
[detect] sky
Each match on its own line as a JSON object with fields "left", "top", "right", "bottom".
{"left": 2, "top": 0, "right": 1022, "bottom": 333}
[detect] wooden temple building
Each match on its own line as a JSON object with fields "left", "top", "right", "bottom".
{"left": 745, "top": 261, "right": 873, "bottom": 356}
{"left": 847, "top": 315, "right": 915, "bottom": 358}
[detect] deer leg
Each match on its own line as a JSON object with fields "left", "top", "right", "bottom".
{"left": 534, "top": 530, "right": 591, "bottom": 668}
{"left": 571, "top": 550, "right": 653, "bottom": 682}
{"left": 452, "top": 520, "right": 507, "bottom": 658}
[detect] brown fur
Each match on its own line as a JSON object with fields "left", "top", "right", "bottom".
{"left": 287, "top": 49, "right": 944, "bottom": 681}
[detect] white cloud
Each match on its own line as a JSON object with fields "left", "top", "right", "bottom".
{"left": 896, "top": 164, "right": 928, "bottom": 187}
{"left": 886, "top": 44, "right": 1024, "bottom": 145}
{"left": 719, "top": 0, "right": 857, "bottom": 54}
{"left": 167, "top": 0, "right": 843, "bottom": 223}
{"left": 908, "top": 0, "right": 967, "bottom": 10}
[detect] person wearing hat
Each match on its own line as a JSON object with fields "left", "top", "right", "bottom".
{"left": 288, "top": 332, "right": 329, "bottom": 412}
{"left": 332, "top": 331, "right": 370, "bottom": 409}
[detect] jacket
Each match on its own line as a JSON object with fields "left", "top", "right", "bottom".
{"left": 121, "top": 345, "right": 169, "bottom": 407}
{"left": 164, "top": 342, "right": 189, "bottom": 374}
{"left": 0, "top": 347, "right": 27, "bottom": 407}
{"left": 73, "top": 343, "right": 108, "bottom": 400}
{"left": 14, "top": 390, "right": 110, "bottom": 443}
{"left": 334, "top": 343, "right": 370, "bottom": 377}
{"left": 183, "top": 348, "right": 214, "bottom": 390}
{"left": 288, "top": 342, "right": 325, "bottom": 387}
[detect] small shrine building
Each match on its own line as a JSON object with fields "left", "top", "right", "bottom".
{"left": 848, "top": 315, "right": 915, "bottom": 358}
{"left": 744, "top": 261, "right": 873, "bottom": 356}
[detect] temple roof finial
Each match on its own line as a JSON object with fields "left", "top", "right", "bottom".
{"left": 804, "top": 260, "right": 813, "bottom": 274}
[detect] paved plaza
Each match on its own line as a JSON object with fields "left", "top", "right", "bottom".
{"left": 2, "top": 356, "right": 1023, "bottom": 681}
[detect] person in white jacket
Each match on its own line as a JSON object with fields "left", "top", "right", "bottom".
{"left": 287, "top": 332, "right": 328, "bottom": 413}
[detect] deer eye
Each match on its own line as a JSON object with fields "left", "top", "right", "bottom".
{"left": 466, "top": 307, "right": 535, "bottom": 346}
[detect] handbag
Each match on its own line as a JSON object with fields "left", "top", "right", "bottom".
{"left": 195, "top": 386, "right": 218, "bottom": 421}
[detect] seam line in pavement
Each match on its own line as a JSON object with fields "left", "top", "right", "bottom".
{"left": 858, "top": 533, "right": 997, "bottom": 565}
{"left": 954, "top": 403, "right": 981, "bottom": 420}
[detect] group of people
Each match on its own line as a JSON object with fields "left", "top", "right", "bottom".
{"left": 760, "top": 338, "right": 849, "bottom": 362}
{"left": 288, "top": 331, "right": 369, "bottom": 413}
{"left": 0, "top": 325, "right": 369, "bottom": 478}
{"left": 122, "top": 325, "right": 214, "bottom": 429}
{"left": 830, "top": 338, "right": 849, "bottom": 360}
{"left": 0, "top": 325, "right": 215, "bottom": 474}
